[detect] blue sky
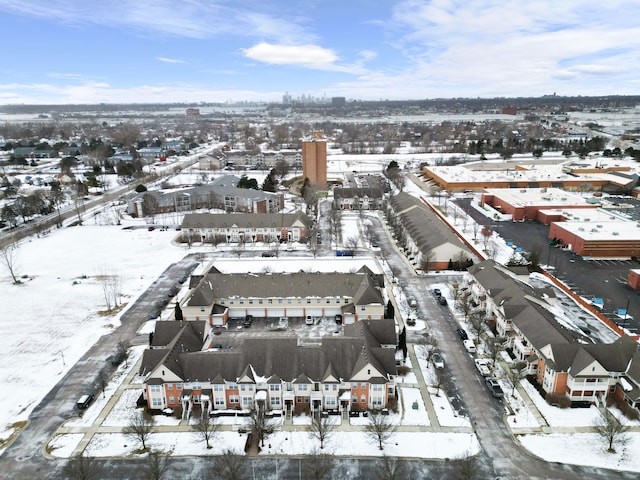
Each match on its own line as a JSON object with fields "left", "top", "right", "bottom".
{"left": 0, "top": 0, "right": 638, "bottom": 104}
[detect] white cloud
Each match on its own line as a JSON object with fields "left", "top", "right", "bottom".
{"left": 243, "top": 43, "right": 337, "bottom": 67}
{"left": 156, "top": 57, "right": 185, "bottom": 64}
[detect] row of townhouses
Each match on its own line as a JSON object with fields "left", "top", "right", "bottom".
{"left": 139, "top": 318, "right": 397, "bottom": 418}
{"left": 462, "top": 260, "right": 640, "bottom": 410}
{"left": 386, "top": 192, "right": 474, "bottom": 270}
{"left": 182, "top": 265, "right": 385, "bottom": 326}
{"left": 139, "top": 267, "right": 393, "bottom": 416}
{"left": 180, "top": 211, "right": 312, "bottom": 245}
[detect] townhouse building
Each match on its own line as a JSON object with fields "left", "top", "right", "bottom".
{"left": 180, "top": 211, "right": 312, "bottom": 245}
{"left": 181, "top": 265, "right": 385, "bottom": 327}
{"left": 140, "top": 318, "right": 397, "bottom": 418}
{"left": 461, "top": 260, "right": 640, "bottom": 410}
{"left": 386, "top": 192, "right": 474, "bottom": 270}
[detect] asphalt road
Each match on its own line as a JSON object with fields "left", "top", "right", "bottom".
{"left": 0, "top": 254, "right": 201, "bottom": 480}
{"left": 0, "top": 210, "right": 636, "bottom": 479}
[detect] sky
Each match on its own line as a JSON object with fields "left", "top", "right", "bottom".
{"left": 0, "top": 0, "right": 639, "bottom": 104}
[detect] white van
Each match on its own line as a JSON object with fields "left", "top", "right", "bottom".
{"left": 463, "top": 339, "right": 476, "bottom": 353}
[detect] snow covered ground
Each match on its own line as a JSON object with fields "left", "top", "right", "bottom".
{"left": 3, "top": 152, "right": 640, "bottom": 472}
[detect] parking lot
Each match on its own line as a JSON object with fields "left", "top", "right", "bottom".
{"left": 457, "top": 198, "right": 640, "bottom": 334}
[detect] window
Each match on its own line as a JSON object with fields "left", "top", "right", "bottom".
{"left": 176, "top": 384, "right": 182, "bottom": 390}
{"left": 372, "top": 397, "right": 383, "bottom": 407}
{"left": 270, "top": 397, "right": 280, "bottom": 407}
{"left": 325, "top": 397, "right": 336, "bottom": 406}
{"left": 269, "top": 384, "right": 280, "bottom": 392}
{"left": 297, "top": 298, "right": 302, "bottom": 304}
{"left": 240, "top": 299, "right": 244, "bottom": 304}
{"left": 352, "top": 395, "right": 357, "bottom": 403}
{"left": 229, "top": 395, "right": 239, "bottom": 404}
{"left": 213, "top": 384, "right": 224, "bottom": 392}
{"left": 240, "top": 384, "right": 246, "bottom": 391}
{"left": 215, "top": 397, "right": 225, "bottom": 407}
{"left": 200, "top": 307, "right": 205, "bottom": 312}
{"left": 167, "top": 384, "right": 173, "bottom": 390}
{"left": 168, "top": 395, "right": 175, "bottom": 404}
{"left": 296, "top": 396, "right": 303, "bottom": 403}
{"left": 361, "top": 305, "right": 366, "bottom": 311}
{"left": 326, "top": 298, "right": 330, "bottom": 304}
{"left": 287, "top": 299, "right": 292, "bottom": 304}
{"left": 306, "top": 298, "right": 311, "bottom": 304}
{"left": 230, "top": 300, "right": 234, "bottom": 305}
{"left": 150, "top": 385, "right": 161, "bottom": 393}
{"left": 193, "top": 383, "right": 201, "bottom": 391}
{"left": 278, "top": 299, "right": 283, "bottom": 304}
{"left": 228, "top": 382, "right": 238, "bottom": 390}
{"left": 372, "top": 384, "right": 383, "bottom": 392}
{"left": 268, "top": 299, "right": 273, "bottom": 304}
{"left": 304, "top": 397, "right": 309, "bottom": 403}
{"left": 249, "top": 299, "right": 253, "bottom": 304}
{"left": 317, "top": 299, "right": 321, "bottom": 304}
{"left": 242, "top": 396, "right": 253, "bottom": 407}
{"left": 298, "top": 384, "right": 308, "bottom": 391}
{"left": 360, "top": 395, "right": 366, "bottom": 403}
{"left": 259, "top": 299, "right": 263, "bottom": 304}
{"left": 151, "top": 397, "right": 163, "bottom": 408}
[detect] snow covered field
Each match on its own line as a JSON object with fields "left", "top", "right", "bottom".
{"left": 2, "top": 152, "right": 640, "bottom": 472}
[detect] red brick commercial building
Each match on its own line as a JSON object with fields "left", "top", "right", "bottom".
{"left": 302, "top": 131, "right": 327, "bottom": 189}
{"left": 549, "top": 220, "right": 640, "bottom": 258}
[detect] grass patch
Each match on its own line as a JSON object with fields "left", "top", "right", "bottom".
{"left": 0, "top": 421, "right": 28, "bottom": 450}
{"left": 97, "top": 303, "right": 127, "bottom": 317}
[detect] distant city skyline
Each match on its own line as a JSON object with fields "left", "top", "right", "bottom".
{"left": 0, "top": 0, "right": 638, "bottom": 105}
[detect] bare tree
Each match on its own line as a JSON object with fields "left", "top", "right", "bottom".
{"left": 95, "top": 267, "right": 121, "bottom": 311}
{"left": 308, "top": 411, "right": 337, "bottom": 449}
{"left": 472, "top": 222, "right": 480, "bottom": 242}
{"left": 144, "top": 450, "right": 173, "bottom": 480}
{"left": 377, "top": 455, "right": 404, "bottom": 480}
{"left": 468, "top": 313, "right": 484, "bottom": 340}
{"left": 123, "top": 411, "right": 154, "bottom": 451}
{"left": 214, "top": 449, "right": 246, "bottom": 480}
{"left": 62, "top": 454, "right": 99, "bottom": 480}
{"left": 141, "top": 193, "right": 160, "bottom": 219}
{"left": 305, "top": 448, "right": 334, "bottom": 480}
{"left": 365, "top": 410, "right": 396, "bottom": 450}
{"left": 507, "top": 362, "right": 526, "bottom": 397}
{"left": 344, "top": 235, "right": 360, "bottom": 256}
{"left": 245, "top": 405, "right": 276, "bottom": 449}
{"left": 192, "top": 414, "right": 220, "bottom": 449}
{"left": 594, "top": 409, "right": 629, "bottom": 453}
{"left": 485, "top": 337, "right": 502, "bottom": 367}
{"left": 0, "top": 239, "right": 20, "bottom": 284}
{"left": 328, "top": 208, "right": 342, "bottom": 246}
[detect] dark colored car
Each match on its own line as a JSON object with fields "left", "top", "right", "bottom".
{"left": 242, "top": 315, "right": 253, "bottom": 327}
{"left": 438, "top": 296, "right": 448, "bottom": 306}
{"left": 433, "top": 288, "right": 442, "bottom": 297}
{"left": 456, "top": 328, "right": 468, "bottom": 340}
{"left": 76, "top": 393, "right": 94, "bottom": 409}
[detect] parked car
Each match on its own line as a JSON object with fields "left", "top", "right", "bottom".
{"left": 485, "top": 377, "right": 504, "bottom": 398}
{"left": 261, "top": 251, "right": 275, "bottom": 257}
{"left": 433, "top": 288, "right": 442, "bottom": 297}
{"left": 438, "top": 296, "right": 447, "bottom": 306}
{"left": 406, "top": 318, "right": 416, "bottom": 326}
{"left": 474, "top": 358, "right": 492, "bottom": 376}
{"left": 463, "top": 339, "right": 476, "bottom": 353}
{"left": 76, "top": 393, "right": 94, "bottom": 409}
{"left": 432, "top": 352, "right": 444, "bottom": 369}
{"left": 456, "top": 328, "right": 468, "bottom": 340}
{"left": 306, "top": 315, "right": 314, "bottom": 325}
{"left": 242, "top": 315, "right": 253, "bottom": 328}
{"left": 408, "top": 297, "right": 417, "bottom": 308}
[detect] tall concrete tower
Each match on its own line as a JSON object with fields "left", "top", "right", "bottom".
{"left": 301, "top": 131, "right": 327, "bottom": 189}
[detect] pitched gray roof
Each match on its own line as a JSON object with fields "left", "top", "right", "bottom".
{"left": 143, "top": 318, "right": 397, "bottom": 385}
{"left": 181, "top": 211, "right": 312, "bottom": 230}
{"left": 186, "top": 270, "right": 383, "bottom": 306}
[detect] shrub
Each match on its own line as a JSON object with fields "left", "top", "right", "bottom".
{"left": 545, "top": 393, "right": 571, "bottom": 408}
